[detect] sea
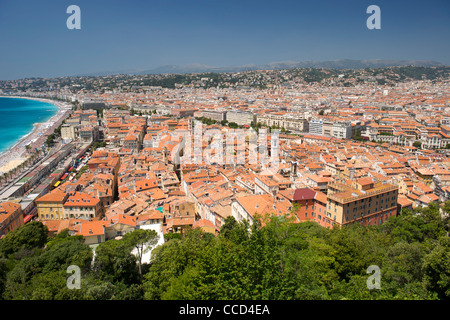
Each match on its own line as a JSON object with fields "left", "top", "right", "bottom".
{"left": 0, "top": 97, "right": 58, "bottom": 153}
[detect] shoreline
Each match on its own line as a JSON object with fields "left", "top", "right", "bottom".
{"left": 0, "top": 95, "right": 73, "bottom": 174}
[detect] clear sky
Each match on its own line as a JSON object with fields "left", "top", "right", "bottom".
{"left": 0, "top": 0, "right": 449, "bottom": 80}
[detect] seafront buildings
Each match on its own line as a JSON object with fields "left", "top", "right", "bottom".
{"left": 0, "top": 67, "right": 449, "bottom": 245}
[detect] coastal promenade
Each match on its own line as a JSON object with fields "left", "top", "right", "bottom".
{"left": 0, "top": 96, "right": 73, "bottom": 178}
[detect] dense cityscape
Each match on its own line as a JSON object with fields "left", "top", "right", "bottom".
{"left": 0, "top": 65, "right": 448, "bottom": 300}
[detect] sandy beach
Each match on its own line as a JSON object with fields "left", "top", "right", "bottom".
{"left": 0, "top": 95, "right": 73, "bottom": 175}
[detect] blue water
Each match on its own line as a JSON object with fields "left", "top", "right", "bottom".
{"left": 0, "top": 97, "right": 58, "bottom": 153}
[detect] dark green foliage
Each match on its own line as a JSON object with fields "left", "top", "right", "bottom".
{"left": 422, "top": 237, "right": 450, "bottom": 299}
{"left": 413, "top": 141, "right": 422, "bottom": 148}
{"left": 0, "top": 201, "right": 449, "bottom": 300}
{"left": 142, "top": 203, "right": 450, "bottom": 300}
{"left": 0, "top": 221, "right": 48, "bottom": 258}
{"left": 92, "top": 141, "right": 106, "bottom": 150}
{"left": 93, "top": 239, "right": 140, "bottom": 285}
{"left": 164, "top": 232, "right": 182, "bottom": 241}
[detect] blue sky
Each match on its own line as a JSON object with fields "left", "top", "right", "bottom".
{"left": 0, "top": 0, "right": 449, "bottom": 79}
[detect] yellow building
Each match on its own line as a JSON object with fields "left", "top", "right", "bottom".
{"left": 35, "top": 188, "right": 69, "bottom": 220}
{"left": 63, "top": 191, "right": 101, "bottom": 220}
{"left": 326, "top": 177, "right": 399, "bottom": 226}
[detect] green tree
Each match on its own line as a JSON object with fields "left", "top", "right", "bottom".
{"left": 0, "top": 258, "right": 7, "bottom": 298}
{"left": 0, "top": 222, "right": 48, "bottom": 258}
{"left": 326, "top": 224, "right": 387, "bottom": 281}
{"left": 93, "top": 238, "right": 140, "bottom": 285}
{"left": 143, "top": 229, "right": 212, "bottom": 299}
{"left": 413, "top": 141, "right": 422, "bottom": 148}
{"left": 38, "top": 239, "right": 92, "bottom": 274}
{"left": 422, "top": 237, "right": 450, "bottom": 299}
{"left": 122, "top": 229, "right": 159, "bottom": 283}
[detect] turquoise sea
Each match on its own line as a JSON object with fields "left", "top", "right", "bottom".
{"left": 0, "top": 97, "right": 58, "bottom": 153}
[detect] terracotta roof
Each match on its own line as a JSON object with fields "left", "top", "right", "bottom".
{"left": 36, "top": 188, "right": 68, "bottom": 203}
{"left": 63, "top": 192, "right": 100, "bottom": 207}
{"left": 293, "top": 188, "right": 316, "bottom": 201}
{"left": 75, "top": 220, "right": 105, "bottom": 237}
{"left": 193, "top": 219, "right": 215, "bottom": 229}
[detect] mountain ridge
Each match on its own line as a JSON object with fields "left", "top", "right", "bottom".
{"left": 75, "top": 59, "right": 446, "bottom": 77}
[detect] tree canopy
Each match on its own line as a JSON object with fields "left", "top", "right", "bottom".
{"left": 0, "top": 201, "right": 449, "bottom": 300}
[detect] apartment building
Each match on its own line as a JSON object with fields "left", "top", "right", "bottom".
{"left": 286, "top": 188, "right": 333, "bottom": 228}
{"left": 0, "top": 201, "right": 23, "bottom": 236}
{"left": 201, "top": 110, "right": 226, "bottom": 122}
{"left": 326, "top": 177, "right": 399, "bottom": 226}
{"left": 256, "top": 114, "right": 309, "bottom": 133}
{"left": 254, "top": 173, "right": 293, "bottom": 196}
{"left": 61, "top": 123, "right": 80, "bottom": 141}
{"left": 63, "top": 191, "right": 102, "bottom": 220}
{"left": 322, "top": 119, "right": 333, "bottom": 136}
{"left": 35, "top": 188, "right": 69, "bottom": 220}
{"left": 226, "top": 110, "right": 256, "bottom": 126}
{"left": 80, "top": 126, "right": 99, "bottom": 143}
{"left": 309, "top": 119, "right": 323, "bottom": 135}
{"left": 332, "top": 121, "right": 352, "bottom": 140}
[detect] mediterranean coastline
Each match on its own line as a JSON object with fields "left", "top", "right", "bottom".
{"left": 0, "top": 96, "right": 72, "bottom": 174}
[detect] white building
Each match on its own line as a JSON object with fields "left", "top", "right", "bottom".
{"left": 332, "top": 121, "right": 352, "bottom": 139}
{"left": 226, "top": 110, "right": 255, "bottom": 126}
{"left": 309, "top": 119, "right": 323, "bottom": 135}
